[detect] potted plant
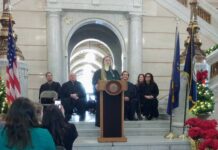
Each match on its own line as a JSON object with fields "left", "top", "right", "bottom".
{"left": 185, "top": 117, "right": 218, "bottom": 150}
{"left": 191, "top": 70, "right": 215, "bottom": 119}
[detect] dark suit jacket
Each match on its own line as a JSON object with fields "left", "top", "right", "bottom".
{"left": 39, "top": 81, "right": 61, "bottom": 99}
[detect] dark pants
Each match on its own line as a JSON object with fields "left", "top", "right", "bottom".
{"left": 86, "top": 100, "right": 96, "bottom": 114}
{"left": 95, "top": 98, "right": 100, "bottom": 127}
{"left": 124, "top": 100, "right": 137, "bottom": 120}
{"left": 135, "top": 99, "right": 143, "bottom": 119}
{"left": 143, "top": 99, "right": 159, "bottom": 120}
{"left": 62, "top": 98, "right": 86, "bottom": 121}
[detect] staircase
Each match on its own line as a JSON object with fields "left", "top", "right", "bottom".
{"left": 206, "top": 47, "right": 218, "bottom": 120}
{"left": 155, "top": 0, "right": 218, "bottom": 43}
{"left": 72, "top": 120, "right": 190, "bottom": 150}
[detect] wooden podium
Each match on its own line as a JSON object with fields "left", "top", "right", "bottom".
{"left": 97, "top": 80, "right": 127, "bottom": 143}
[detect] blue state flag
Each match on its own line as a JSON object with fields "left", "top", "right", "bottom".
{"left": 167, "top": 27, "right": 180, "bottom": 115}
{"left": 183, "top": 32, "right": 197, "bottom": 110}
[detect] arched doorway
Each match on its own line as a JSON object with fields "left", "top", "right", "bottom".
{"left": 67, "top": 22, "right": 122, "bottom": 99}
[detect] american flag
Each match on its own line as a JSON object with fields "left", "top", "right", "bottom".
{"left": 6, "top": 18, "right": 21, "bottom": 103}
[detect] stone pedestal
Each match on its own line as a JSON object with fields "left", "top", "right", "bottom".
{"left": 0, "top": 59, "right": 28, "bottom": 97}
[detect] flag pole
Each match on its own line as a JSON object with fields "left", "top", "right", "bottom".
{"left": 179, "top": 24, "right": 195, "bottom": 140}
{"left": 164, "top": 19, "right": 180, "bottom": 139}
{"left": 178, "top": 83, "right": 189, "bottom": 139}
{"left": 164, "top": 82, "right": 177, "bottom": 139}
{"left": 183, "top": 83, "right": 189, "bottom": 135}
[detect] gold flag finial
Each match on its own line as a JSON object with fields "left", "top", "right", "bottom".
{"left": 180, "top": 0, "right": 205, "bottom": 63}
{"left": 0, "top": 0, "right": 24, "bottom": 60}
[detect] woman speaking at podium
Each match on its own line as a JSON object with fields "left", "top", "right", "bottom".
{"left": 92, "top": 56, "right": 120, "bottom": 127}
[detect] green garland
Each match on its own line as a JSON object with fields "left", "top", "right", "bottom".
{"left": 0, "top": 76, "right": 8, "bottom": 114}
{"left": 191, "top": 83, "right": 215, "bottom": 115}
{"left": 205, "top": 44, "right": 218, "bottom": 56}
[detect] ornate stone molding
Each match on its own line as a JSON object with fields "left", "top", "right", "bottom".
{"left": 46, "top": 0, "right": 143, "bottom": 13}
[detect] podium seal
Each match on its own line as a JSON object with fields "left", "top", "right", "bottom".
{"left": 105, "top": 81, "right": 122, "bottom": 95}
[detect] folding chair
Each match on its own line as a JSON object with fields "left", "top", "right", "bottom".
{"left": 39, "top": 90, "right": 58, "bottom": 106}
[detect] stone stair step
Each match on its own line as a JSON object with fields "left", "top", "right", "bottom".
{"left": 124, "top": 128, "right": 169, "bottom": 136}
{"left": 73, "top": 120, "right": 171, "bottom": 137}
{"left": 77, "top": 128, "right": 169, "bottom": 137}
{"left": 73, "top": 120, "right": 170, "bottom": 129}
{"left": 73, "top": 136, "right": 190, "bottom": 150}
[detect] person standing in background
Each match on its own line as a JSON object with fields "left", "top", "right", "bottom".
{"left": 92, "top": 56, "right": 120, "bottom": 127}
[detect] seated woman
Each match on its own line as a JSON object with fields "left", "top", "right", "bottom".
{"left": 135, "top": 74, "right": 146, "bottom": 120}
{"left": 141, "top": 73, "right": 159, "bottom": 120}
{"left": 42, "top": 105, "right": 78, "bottom": 150}
{"left": 0, "top": 97, "right": 55, "bottom": 150}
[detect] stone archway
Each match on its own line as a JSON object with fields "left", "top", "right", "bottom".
{"left": 67, "top": 22, "right": 123, "bottom": 95}
{"left": 66, "top": 19, "right": 125, "bottom": 74}
{"left": 46, "top": 1, "right": 143, "bottom": 83}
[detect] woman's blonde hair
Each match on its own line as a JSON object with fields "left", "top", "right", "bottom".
{"left": 100, "top": 55, "right": 113, "bottom": 80}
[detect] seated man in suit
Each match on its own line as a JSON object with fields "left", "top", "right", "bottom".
{"left": 61, "top": 73, "right": 86, "bottom": 121}
{"left": 121, "top": 71, "right": 138, "bottom": 121}
{"left": 39, "top": 72, "right": 61, "bottom": 104}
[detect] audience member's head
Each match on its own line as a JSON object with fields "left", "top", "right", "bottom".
{"left": 121, "top": 71, "right": 129, "bottom": 81}
{"left": 4, "top": 97, "right": 38, "bottom": 149}
{"left": 42, "top": 105, "right": 67, "bottom": 146}
{"left": 45, "top": 72, "right": 53, "bottom": 82}
{"left": 144, "top": 73, "right": 154, "bottom": 84}
{"left": 137, "top": 74, "right": 145, "bottom": 85}
{"left": 33, "top": 102, "right": 43, "bottom": 124}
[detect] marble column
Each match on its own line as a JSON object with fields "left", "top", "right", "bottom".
{"left": 47, "top": 10, "right": 63, "bottom": 83}
{"left": 128, "top": 13, "right": 142, "bottom": 82}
